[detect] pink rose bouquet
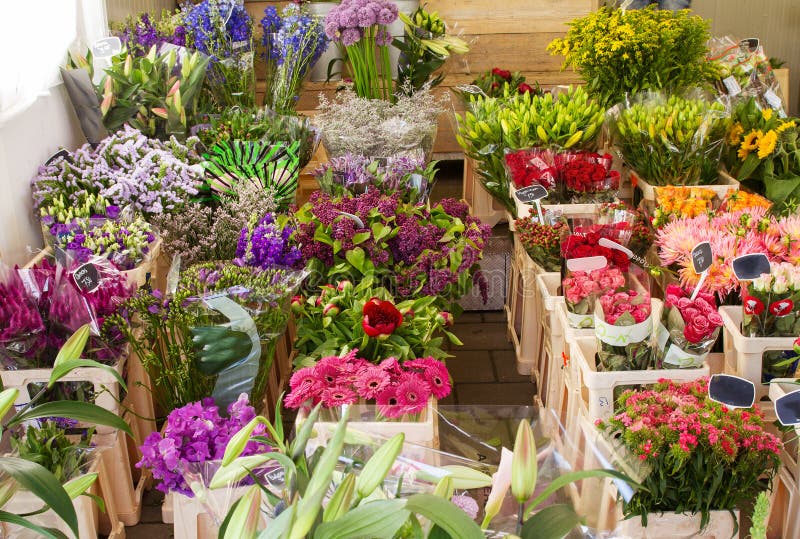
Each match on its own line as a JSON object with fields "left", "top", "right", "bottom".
{"left": 595, "top": 289, "right": 653, "bottom": 371}
{"left": 655, "top": 284, "right": 722, "bottom": 369}
{"left": 284, "top": 349, "right": 450, "bottom": 419}
{"left": 563, "top": 265, "right": 626, "bottom": 328}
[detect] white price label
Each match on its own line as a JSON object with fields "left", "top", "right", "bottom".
{"left": 722, "top": 76, "right": 741, "bottom": 97}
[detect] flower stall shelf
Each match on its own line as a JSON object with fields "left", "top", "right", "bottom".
{"left": 629, "top": 169, "right": 739, "bottom": 205}
{"left": 720, "top": 306, "right": 798, "bottom": 401}
{"left": 765, "top": 467, "right": 800, "bottom": 539}
{"left": 464, "top": 156, "right": 508, "bottom": 227}
{"left": 506, "top": 234, "right": 545, "bottom": 376}
{"left": 768, "top": 379, "right": 800, "bottom": 480}
{"left": 172, "top": 485, "right": 261, "bottom": 539}
{"left": 535, "top": 272, "right": 564, "bottom": 410}
{"left": 94, "top": 429, "right": 147, "bottom": 527}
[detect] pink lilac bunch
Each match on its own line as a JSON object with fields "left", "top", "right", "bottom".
{"left": 664, "top": 284, "right": 723, "bottom": 344}
{"left": 324, "top": 0, "right": 398, "bottom": 47}
{"left": 563, "top": 267, "right": 626, "bottom": 306}
{"left": 284, "top": 350, "right": 451, "bottom": 418}
{"left": 597, "top": 378, "right": 781, "bottom": 525}
{"left": 598, "top": 290, "right": 651, "bottom": 325}
{"left": 137, "top": 394, "right": 269, "bottom": 496}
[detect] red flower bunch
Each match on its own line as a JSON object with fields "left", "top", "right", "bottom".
{"left": 284, "top": 350, "right": 451, "bottom": 418}
{"left": 491, "top": 67, "right": 511, "bottom": 81}
{"left": 665, "top": 284, "right": 723, "bottom": 343}
{"left": 598, "top": 290, "right": 652, "bottom": 325}
{"left": 515, "top": 216, "right": 569, "bottom": 272}
{"left": 504, "top": 148, "right": 558, "bottom": 189}
{"left": 560, "top": 152, "right": 619, "bottom": 194}
{"left": 561, "top": 228, "right": 631, "bottom": 271}
{"left": 362, "top": 297, "right": 403, "bottom": 338}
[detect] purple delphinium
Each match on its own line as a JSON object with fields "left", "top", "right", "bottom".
{"left": 137, "top": 394, "right": 270, "bottom": 496}
{"left": 235, "top": 213, "right": 302, "bottom": 270}
{"left": 182, "top": 0, "right": 252, "bottom": 61}
{"left": 119, "top": 12, "right": 187, "bottom": 57}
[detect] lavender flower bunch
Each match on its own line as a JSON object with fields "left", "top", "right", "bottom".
{"left": 314, "top": 152, "right": 437, "bottom": 204}
{"left": 235, "top": 213, "right": 302, "bottom": 270}
{"left": 137, "top": 395, "right": 270, "bottom": 495}
{"left": 324, "top": 0, "right": 398, "bottom": 101}
{"left": 50, "top": 216, "right": 156, "bottom": 271}
{"left": 116, "top": 10, "right": 187, "bottom": 57}
{"left": 261, "top": 4, "right": 328, "bottom": 114}
{"left": 183, "top": 0, "right": 255, "bottom": 110}
{"left": 32, "top": 126, "right": 202, "bottom": 219}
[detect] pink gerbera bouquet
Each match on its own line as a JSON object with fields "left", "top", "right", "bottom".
{"left": 284, "top": 349, "right": 451, "bottom": 418}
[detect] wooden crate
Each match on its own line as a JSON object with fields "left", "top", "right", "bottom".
{"left": 536, "top": 272, "right": 564, "bottom": 409}
{"left": 463, "top": 156, "right": 508, "bottom": 227}
{"left": 766, "top": 467, "right": 800, "bottom": 539}
{"left": 506, "top": 236, "right": 543, "bottom": 375}
{"left": 630, "top": 169, "right": 739, "bottom": 204}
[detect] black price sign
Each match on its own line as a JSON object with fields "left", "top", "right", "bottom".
{"left": 691, "top": 242, "right": 712, "bottom": 274}
{"left": 732, "top": 253, "right": 771, "bottom": 281}
{"left": 45, "top": 149, "right": 70, "bottom": 166}
{"left": 514, "top": 184, "right": 548, "bottom": 204}
{"left": 73, "top": 263, "right": 101, "bottom": 293}
{"left": 775, "top": 388, "right": 800, "bottom": 426}
{"left": 740, "top": 38, "right": 760, "bottom": 52}
{"left": 708, "top": 374, "right": 755, "bottom": 409}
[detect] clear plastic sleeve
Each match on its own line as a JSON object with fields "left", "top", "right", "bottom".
{"left": 594, "top": 281, "right": 653, "bottom": 372}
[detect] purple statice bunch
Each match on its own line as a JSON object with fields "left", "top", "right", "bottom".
{"left": 261, "top": 4, "right": 328, "bottom": 114}
{"left": 119, "top": 11, "right": 186, "bottom": 57}
{"left": 182, "top": 0, "right": 252, "bottom": 60}
{"left": 137, "top": 394, "right": 270, "bottom": 496}
{"left": 235, "top": 213, "right": 302, "bottom": 270}
{"left": 32, "top": 126, "right": 202, "bottom": 219}
{"left": 324, "top": 0, "right": 398, "bottom": 47}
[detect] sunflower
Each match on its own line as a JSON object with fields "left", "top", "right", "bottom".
{"left": 762, "top": 108, "right": 773, "bottom": 121}
{"left": 778, "top": 119, "right": 797, "bottom": 133}
{"left": 741, "top": 130, "right": 760, "bottom": 150}
{"left": 757, "top": 129, "right": 778, "bottom": 159}
{"left": 727, "top": 123, "right": 744, "bottom": 145}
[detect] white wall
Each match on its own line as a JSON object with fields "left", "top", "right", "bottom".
{"left": 0, "top": 84, "right": 85, "bottom": 265}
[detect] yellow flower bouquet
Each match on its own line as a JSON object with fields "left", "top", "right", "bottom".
{"left": 725, "top": 97, "right": 800, "bottom": 214}
{"left": 548, "top": 6, "right": 716, "bottom": 108}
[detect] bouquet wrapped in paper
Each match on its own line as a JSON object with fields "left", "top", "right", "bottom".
{"left": 504, "top": 147, "right": 559, "bottom": 195}
{"left": 656, "top": 284, "right": 722, "bottom": 369}
{"left": 557, "top": 150, "right": 620, "bottom": 203}
{"left": 595, "top": 288, "right": 653, "bottom": 371}
{"left": 563, "top": 260, "right": 626, "bottom": 329}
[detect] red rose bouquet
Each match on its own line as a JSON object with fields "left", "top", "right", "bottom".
{"left": 504, "top": 147, "right": 558, "bottom": 192}
{"left": 557, "top": 151, "right": 620, "bottom": 203}
{"left": 561, "top": 226, "right": 631, "bottom": 272}
{"left": 655, "top": 284, "right": 722, "bottom": 369}
{"left": 470, "top": 68, "right": 541, "bottom": 99}
{"left": 595, "top": 289, "right": 653, "bottom": 371}
{"left": 598, "top": 202, "right": 655, "bottom": 257}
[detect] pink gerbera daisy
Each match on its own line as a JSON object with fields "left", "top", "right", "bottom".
{"left": 395, "top": 375, "right": 431, "bottom": 415}
{"left": 314, "top": 362, "right": 340, "bottom": 385}
{"left": 353, "top": 365, "right": 391, "bottom": 400}
{"left": 321, "top": 385, "right": 358, "bottom": 408}
{"left": 289, "top": 367, "right": 320, "bottom": 390}
{"left": 376, "top": 387, "right": 402, "bottom": 418}
{"left": 284, "top": 381, "right": 318, "bottom": 409}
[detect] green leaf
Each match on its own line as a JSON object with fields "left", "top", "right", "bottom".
{"left": 322, "top": 472, "right": 356, "bottom": 523}
{"left": 440, "top": 465, "right": 493, "bottom": 490}
{"left": 523, "top": 469, "right": 639, "bottom": 518}
{"left": 520, "top": 503, "right": 582, "bottom": 539}
{"left": 404, "top": 494, "right": 484, "bottom": 539}
{"left": 345, "top": 247, "right": 366, "bottom": 274}
{"left": 315, "top": 499, "right": 410, "bottom": 539}
{"left": 356, "top": 433, "right": 405, "bottom": 498}
{"left": 11, "top": 402, "right": 132, "bottom": 437}
{"left": 765, "top": 176, "right": 800, "bottom": 208}
{"left": 63, "top": 473, "right": 98, "bottom": 500}
{"left": 0, "top": 457, "right": 77, "bottom": 537}
{"left": 52, "top": 325, "right": 90, "bottom": 369}
{"left": 352, "top": 232, "right": 371, "bottom": 245}
{"left": 0, "top": 510, "right": 69, "bottom": 539}
{"left": 48, "top": 359, "right": 126, "bottom": 391}
{"left": 0, "top": 388, "right": 19, "bottom": 419}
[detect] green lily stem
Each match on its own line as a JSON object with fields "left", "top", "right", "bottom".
{"left": 516, "top": 501, "right": 524, "bottom": 535}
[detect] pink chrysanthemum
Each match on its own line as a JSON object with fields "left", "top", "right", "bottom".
{"left": 353, "top": 364, "right": 391, "bottom": 400}
{"left": 321, "top": 385, "right": 358, "bottom": 407}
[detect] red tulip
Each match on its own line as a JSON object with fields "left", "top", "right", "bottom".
{"left": 362, "top": 297, "right": 403, "bottom": 339}
{"left": 769, "top": 298, "right": 794, "bottom": 317}
{"left": 743, "top": 296, "right": 765, "bottom": 316}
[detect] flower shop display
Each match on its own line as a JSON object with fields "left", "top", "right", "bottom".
{"left": 293, "top": 276, "right": 459, "bottom": 364}
{"left": 261, "top": 4, "right": 328, "bottom": 114}
{"left": 0, "top": 258, "right": 134, "bottom": 369}
{"left": 597, "top": 378, "right": 781, "bottom": 531}
{"left": 294, "top": 192, "right": 490, "bottom": 309}
{"left": 606, "top": 91, "right": 728, "bottom": 187}
{"left": 323, "top": 0, "right": 399, "bottom": 101}
{"left": 548, "top": 6, "right": 716, "bottom": 107}
{"left": 182, "top": 0, "right": 255, "bottom": 110}
{"left": 314, "top": 87, "right": 444, "bottom": 159}
{"left": 465, "top": 68, "right": 543, "bottom": 99}
{"left": 113, "top": 262, "right": 305, "bottom": 413}
{"left": 32, "top": 126, "right": 202, "bottom": 220}
{"left": 514, "top": 215, "right": 569, "bottom": 272}
{"left": 313, "top": 152, "right": 437, "bottom": 204}
{"left": 457, "top": 86, "right": 604, "bottom": 213}
{"left": 724, "top": 98, "right": 800, "bottom": 213}
{"left": 656, "top": 206, "right": 800, "bottom": 299}
{"left": 115, "top": 10, "right": 187, "bottom": 56}
{"left": 137, "top": 394, "right": 269, "bottom": 495}
{"left": 394, "top": 6, "right": 469, "bottom": 94}
{"left": 656, "top": 284, "right": 723, "bottom": 369}
{"left": 68, "top": 46, "right": 209, "bottom": 140}
{"left": 284, "top": 350, "right": 451, "bottom": 418}
{"left": 595, "top": 288, "right": 653, "bottom": 371}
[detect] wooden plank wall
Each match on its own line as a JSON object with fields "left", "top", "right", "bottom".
{"left": 244, "top": 0, "right": 598, "bottom": 155}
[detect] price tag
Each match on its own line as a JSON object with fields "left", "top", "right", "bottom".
{"left": 764, "top": 89, "right": 783, "bottom": 111}
{"left": 91, "top": 36, "right": 122, "bottom": 84}
{"left": 513, "top": 184, "right": 547, "bottom": 223}
{"left": 73, "top": 263, "right": 101, "bottom": 293}
{"left": 338, "top": 211, "right": 364, "bottom": 229}
{"left": 775, "top": 388, "right": 800, "bottom": 426}
{"left": 739, "top": 38, "right": 760, "bottom": 52}
{"left": 690, "top": 241, "right": 712, "bottom": 300}
{"left": 722, "top": 76, "right": 742, "bottom": 97}
{"left": 732, "top": 253, "right": 771, "bottom": 281}
{"left": 45, "top": 149, "right": 70, "bottom": 166}
{"left": 708, "top": 374, "right": 755, "bottom": 409}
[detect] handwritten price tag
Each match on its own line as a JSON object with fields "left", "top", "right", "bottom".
{"left": 73, "top": 263, "right": 100, "bottom": 293}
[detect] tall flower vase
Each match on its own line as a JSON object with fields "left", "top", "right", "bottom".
{"left": 309, "top": 2, "right": 341, "bottom": 82}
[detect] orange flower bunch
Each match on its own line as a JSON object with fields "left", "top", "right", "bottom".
{"left": 651, "top": 186, "right": 715, "bottom": 227}
{"left": 720, "top": 189, "right": 772, "bottom": 212}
